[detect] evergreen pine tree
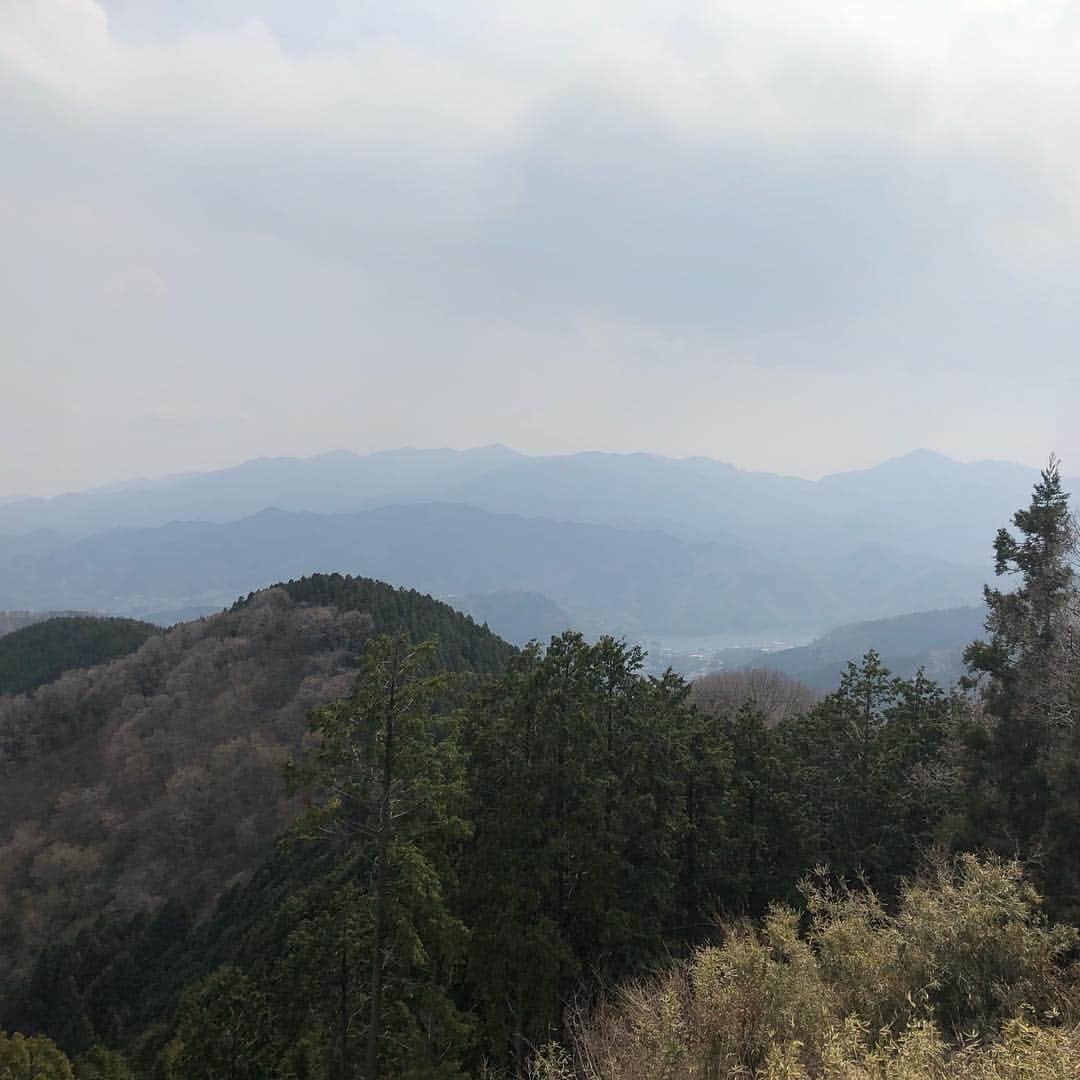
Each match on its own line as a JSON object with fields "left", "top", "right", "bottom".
{"left": 289, "top": 634, "right": 473, "bottom": 1079}
{"left": 962, "top": 457, "right": 1077, "bottom": 849}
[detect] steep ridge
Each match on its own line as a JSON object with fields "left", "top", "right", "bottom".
{"left": 0, "top": 575, "right": 512, "bottom": 989}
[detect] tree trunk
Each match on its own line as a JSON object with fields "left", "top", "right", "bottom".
{"left": 365, "top": 644, "right": 398, "bottom": 1080}
{"left": 339, "top": 940, "right": 351, "bottom": 1080}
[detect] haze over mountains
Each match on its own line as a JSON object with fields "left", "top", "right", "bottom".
{"left": 0, "top": 447, "right": 1069, "bottom": 647}
{"left": 706, "top": 605, "right": 988, "bottom": 692}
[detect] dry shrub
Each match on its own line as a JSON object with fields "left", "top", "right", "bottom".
{"left": 689, "top": 909, "right": 833, "bottom": 1074}
{"left": 892, "top": 854, "right": 1077, "bottom": 1037}
{"left": 569, "top": 855, "right": 1080, "bottom": 1079}
{"left": 690, "top": 670, "right": 817, "bottom": 727}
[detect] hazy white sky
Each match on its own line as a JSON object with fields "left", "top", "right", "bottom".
{"left": 3, "top": 0, "right": 1079, "bottom": 495}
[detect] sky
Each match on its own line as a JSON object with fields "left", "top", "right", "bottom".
{"left": 3, "top": 0, "right": 1080, "bottom": 496}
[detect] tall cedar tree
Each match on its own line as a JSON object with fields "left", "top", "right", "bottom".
{"left": 287, "top": 634, "right": 472, "bottom": 1080}
{"left": 778, "top": 652, "right": 955, "bottom": 893}
{"left": 961, "top": 458, "right": 1077, "bottom": 860}
{"left": 462, "top": 633, "right": 692, "bottom": 1072}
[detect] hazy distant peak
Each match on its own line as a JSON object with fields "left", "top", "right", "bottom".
{"left": 824, "top": 448, "right": 960, "bottom": 479}
{"left": 464, "top": 443, "right": 522, "bottom": 459}
{"left": 241, "top": 506, "right": 305, "bottom": 522}
{"left": 889, "top": 448, "right": 959, "bottom": 466}
{"left": 307, "top": 449, "right": 363, "bottom": 464}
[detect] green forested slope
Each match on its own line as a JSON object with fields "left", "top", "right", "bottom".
{"left": 6, "top": 637, "right": 960, "bottom": 1076}
{"left": 0, "top": 616, "right": 159, "bottom": 697}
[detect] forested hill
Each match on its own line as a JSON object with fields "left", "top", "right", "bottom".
{"left": 0, "top": 610, "right": 83, "bottom": 638}
{"left": 717, "top": 605, "right": 987, "bottom": 691}
{"left": 0, "top": 616, "right": 159, "bottom": 697}
{"left": 0, "top": 575, "right": 512, "bottom": 993}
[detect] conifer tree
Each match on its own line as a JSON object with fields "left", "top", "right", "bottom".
{"left": 780, "top": 653, "right": 955, "bottom": 890}
{"left": 289, "top": 634, "right": 472, "bottom": 1079}
{"left": 462, "top": 633, "right": 692, "bottom": 1071}
{"left": 962, "top": 457, "right": 1077, "bottom": 848}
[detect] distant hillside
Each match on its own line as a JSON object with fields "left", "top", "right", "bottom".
{"left": 717, "top": 605, "right": 987, "bottom": 691}
{"left": 0, "top": 503, "right": 988, "bottom": 638}
{"left": 457, "top": 589, "right": 574, "bottom": 646}
{"left": 0, "top": 616, "right": 159, "bottom": 697}
{"left": 0, "top": 531, "right": 67, "bottom": 566}
{"left": 0, "top": 574, "right": 512, "bottom": 990}
{"left": 0, "top": 446, "right": 525, "bottom": 537}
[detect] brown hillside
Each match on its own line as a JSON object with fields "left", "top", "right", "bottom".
{"left": 0, "top": 576, "right": 511, "bottom": 988}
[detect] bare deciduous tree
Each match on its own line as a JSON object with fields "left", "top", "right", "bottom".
{"left": 689, "top": 667, "right": 816, "bottom": 726}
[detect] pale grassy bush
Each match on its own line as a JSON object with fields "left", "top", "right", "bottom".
{"left": 761, "top": 1018, "right": 1080, "bottom": 1079}
{"left": 892, "top": 854, "right": 1077, "bottom": 1037}
{"left": 568, "top": 855, "right": 1080, "bottom": 1079}
{"left": 572, "top": 972, "right": 694, "bottom": 1080}
{"left": 689, "top": 909, "right": 834, "bottom": 1074}
{"left": 528, "top": 1042, "right": 576, "bottom": 1080}
{"left": 801, "top": 876, "right": 914, "bottom": 1035}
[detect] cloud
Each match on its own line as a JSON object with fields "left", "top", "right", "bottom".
{"left": 1, "top": 0, "right": 1079, "bottom": 493}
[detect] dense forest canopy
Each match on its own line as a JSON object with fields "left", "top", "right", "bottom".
{"left": 1, "top": 463, "right": 1078, "bottom": 1078}
{"left": 0, "top": 616, "right": 159, "bottom": 698}
{"left": 0, "top": 611, "right": 83, "bottom": 638}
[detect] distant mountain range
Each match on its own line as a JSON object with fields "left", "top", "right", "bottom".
{"left": 0, "top": 447, "right": 1066, "bottom": 641}
{"left": 0, "top": 502, "right": 988, "bottom": 640}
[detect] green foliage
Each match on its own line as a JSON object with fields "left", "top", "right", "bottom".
{"left": 6, "top": 625, "right": 965, "bottom": 1075}
{"left": 246, "top": 573, "right": 515, "bottom": 676}
{"left": 954, "top": 459, "right": 1080, "bottom": 918}
{"left": 72, "top": 1046, "right": 132, "bottom": 1079}
{"left": 464, "top": 633, "right": 695, "bottom": 1066}
{"left": 0, "top": 616, "right": 158, "bottom": 697}
{"left": 287, "top": 633, "right": 474, "bottom": 1078}
{"left": 0, "top": 1030, "right": 75, "bottom": 1079}
{"left": 962, "top": 459, "right": 1076, "bottom": 815}
{"left": 779, "top": 653, "right": 957, "bottom": 892}
{"left": 173, "top": 966, "right": 274, "bottom": 1079}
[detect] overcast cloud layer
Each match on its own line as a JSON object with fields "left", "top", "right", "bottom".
{"left": 3, "top": 0, "right": 1079, "bottom": 495}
